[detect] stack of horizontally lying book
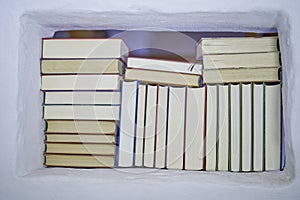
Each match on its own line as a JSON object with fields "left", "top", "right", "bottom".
{"left": 41, "top": 38, "right": 128, "bottom": 167}
{"left": 196, "top": 36, "right": 282, "bottom": 172}
{"left": 118, "top": 57, "right": 205, "bottom": 170}
{"left": 197, "top": 36, "right": 280, "bottom": 83}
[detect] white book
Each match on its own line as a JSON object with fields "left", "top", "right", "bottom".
{"left": 41, "top": 75, "right": 121, "bottom": 91}
{"left": 42, "top": 38, "right": 129, "bottom": 59}
{"left": 185, "top": 87, "right": 205, "bottom": 170}
{"left": 128, "top": 57, "right": 202, "bottom": 75}
{"left": 253, "top": 84, "right": 264, "bottom": 171}
{"left": 242, "top": 84, "right": 252, "bottom": 171}
{"left": 218, "top": 85, "right": 229, "bottom": 171}
{"left": 44, "top": 91, "right": 120, "bottom": 105}
{"left": 265, "top": 83, "right": 281, "bottom": 171}
{"left": 43, "top": 105, "right": 119, "bottom": 120}
{"left": 118, "top": 81, "right": 138, "bottom": 167}
{"left": 167, "top": 87, "right": 185, "bottom": 169}
{"left": 144, "top": 85, "right": 158, "bottom": 168}
{"left": 155, "top": 86, "right": 168, "bottom": 168}
{"left": 134, "top": 84, "right": 146, "bottom": 167}
{"left": 206, "top": 85, "right": 217, "bottom": 171}
{"left": 230, "top": 84, "right": 241, "bottom": 172}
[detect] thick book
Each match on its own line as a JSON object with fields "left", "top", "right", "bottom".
{"left": 155, "top": 86, "right": 168, "bottom": 169}
{"left": 44, "top": 91, "right": 120, "bottom": 105}
{"left": 203, "top": 52, "right": 280, "bottom": 70}
{"left": 185, "top": 87, "right": 205, "bottom": 170}
{"left": 45, "top": 154, "right": 115, "bottom": 168}
{"left": 45, "top": 143, "right": 115, "bottom": 155}
{"left": 46, "top": 133, "right": 115, "bottom": 143}
{"left": 118, "top": 81, "right": 138, "bottom": 167}
{"left": 46, "top": 120, "right": 116, "bottom": 134}
{"left": 41, "top": 59, "right": 124, "bottom": 74}
{"left": 41, "top": 74, "right": 121, "bottom": 91}
{"left": 230, "top": 84, "right": 241, "bottom": 172}
{"left": 166, "top": 87, "right": 186, "bottom": 169}
{"left": 125, "top": 68, "right": 201, "bottom": 87}
{"left": 43, "top": 105, "right": 120, "bottom": 120}
{"left": 253, "top": 84, "right": 264, "bottom": 171}
{"left": 205, "top": 85, "right": 217, "bottom": 171}
{"left": 197, "top": 36, "right": 278, "bottom": 56}
{"left": 217, "top": 85, "right": 229, "bottom": 171}
{"left": 134, "top": 84, "right": 147, "bottom": 167}
{"left": 241, "top": 84, "right": 252, "bottom": 171}
{"left": 128, "top": 57, "right": 202, "bottom": 74}
{"left": 42, "top": 38, "right": 129, "bottom": 59}
{"left": 203, "top": 67, "right": 279, "bottom": 84}
{"left": 265, "top": 83, "right": 281, "bottom": 171}
{"left": 143, "top": 85, "right": 158, "bottom": 168}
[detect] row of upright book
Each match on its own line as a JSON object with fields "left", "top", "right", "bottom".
{"left": 41, "top": 35, "right": 283, "bottom": 171}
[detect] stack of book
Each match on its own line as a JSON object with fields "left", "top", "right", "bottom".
{"left": 196, "top": 36, "right": 280, "bottom": 83}
{"left": 41, "top": 38, "right": 129, "bottom": 168}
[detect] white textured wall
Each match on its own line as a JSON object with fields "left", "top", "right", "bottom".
{"left": 1, "top": 0, "right": 300, "bottom": 199}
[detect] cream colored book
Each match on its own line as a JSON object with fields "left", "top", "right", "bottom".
{"left": 185, "top": 87, "right": 205, "bottom": 170}
{"left": 46, "top": 120, "right": 116, "bottom": 134}
{"left": 155, "top": 86, "right": 168, "bottom": 169}
{"left": 167, "top": 87, "right": 185, "bottom": 169}
{"left": 134, "top": 84, "right": 147, "bottom": 167}
{"left": 265, "top": 83, "right": 281, "bottom": 171}
{"left": 206, "top": 85, "right": 217, "bottom": 171}
{"left": 44, "top": 91, "right": 120, "bottom": 105}
{"left": 41, "top": 59, "right": 124, "bottom": 74}
{"left": 197, "top": 36, "right": 278, "bottom": 56}
{"left": 144, "top": 85, "right": 158, "bottom": 168}
{"left": 42, "top": 38, "right": 128, "bottom": 59}
{"left": 203, "top": 67, "right": 279, "bottom": 84}
{"left": 45, "top": 154, "right": 115, "bottom": 168}
{"left": 41, "top": 75, "right": 121, "bottom": 90}
{"left": 125, "top": 68, "right": 201, "bottom": 87}
{"left": 253, "top": 84, "right": 264, "bottom": 171}
{"left": 45, "top": 143, "right": 115, "bottom": 155}
{"left": 43, "top": 105, "right": 120, "bottom": 120}
{"left": 203, "top": 52, "right": 280, "bottom": 69}
{"left": 217, "top": 85, "right": 229, "bottom": 171}
{"left": 46, "top": 134, "right": 115, "bottom": 143}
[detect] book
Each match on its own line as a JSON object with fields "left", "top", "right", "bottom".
{"left": 41, "top": 74, "right": 121, "bottom": 91}
{"left": 205, "top": 85, "right": 217, "bottom": 171}
{"left": 230, "top": 84, "right": 241, "bottom": 172}
{"left": 46, "top": 120, "right": 116, "bottom": 134}
{"left": 265, "top": 83, "right": 281, "bottom": 171}
{"left": 125, "top": 68, "right": 201, "bottom": 87}
{"left": 196, "top": 36, "right": 278, "bottom": 56}
{"left": 128, "top": 57, "right": 202, "bottom": 74}
{"left": 241, "top": 84, "right": 252, "bottom": 171}
{"left": 45, "top": 154, "right": 115, "bottom": 168}
{"left": 185, "top": 87, "right": 205, "bottom": 170}
{"left": 44, "top": 91, "right": 120, "bottom": 105}
{"left": 118, "top": 81, "right": 138, "bottom": 167}
{"left": 217, "top": 85, "right": 229, "bottom": 171}
{"left": 134, "top": 84, "right": 147, "bottom": 167}
{"left": 166, "top": 87, "right": 185, "bottom": 169}
{"left": 203, "top": 67, "right": 279, "bottom": 84}
{"left": 202, "top": 52, "right": 280, "bottom": 69}
{"left": 45, "top": 143, "right": 115, "bottom": 155}
{"left": 253, "top": 84, "right": 264, "bottom": 171}
{"left": 143, "top": 85, "right": 158, "bottom": 168}
{"left": 41, "top": 59, "right": 124, "bottom": 74}
{"left": 42, "top": 38, "right": 129, "bottom": 59}
{"left": 46, "top": 133, "right": 115, "bottom": 143}
{"left": 155, "top": 86, "right": 168, "bottom": 169}
{"left": 43, "top": 105, "right": 120, "bottom": 120}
